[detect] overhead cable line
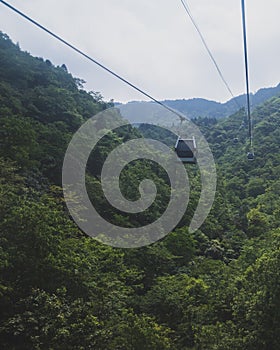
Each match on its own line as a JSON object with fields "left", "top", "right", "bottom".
{"left": 241, "top": 0, "right": 253, "bottom": 151}
{"left": 0, "top": 0, "right": 188, "bottom": 123}
{"left": 179, "top": 0, "right": 240, "bottom": 109}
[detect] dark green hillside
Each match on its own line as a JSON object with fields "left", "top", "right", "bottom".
{"left": 0, "top": 32, "right": 280, "bottom": 349}
{"left": 194, "top": 96, "right": 280, "bottom": 231}
{"left": 0, "top": 32, "right": 111, "bottom": 183}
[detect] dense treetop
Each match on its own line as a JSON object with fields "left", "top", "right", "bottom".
{"left": 0, "top": 32, "right": 280, "bottom": 349}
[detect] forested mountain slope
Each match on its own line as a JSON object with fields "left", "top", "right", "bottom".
{"left": 0, "top": 32, "right": 280, "bottom": 349}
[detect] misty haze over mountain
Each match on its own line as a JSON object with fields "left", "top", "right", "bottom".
{"left": 116, "top": 83, "right": 280, "bottom": 125}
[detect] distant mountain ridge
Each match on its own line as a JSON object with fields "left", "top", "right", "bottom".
{"left": 117, "top": 83, "right": 280, "bottom": 124}
{"left": 162, "top": 83, "right": 280, "bottom": 119}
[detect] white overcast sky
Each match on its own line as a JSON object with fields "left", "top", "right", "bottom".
{"left": 0, "top": 0, "right": 279, "bottom": 103}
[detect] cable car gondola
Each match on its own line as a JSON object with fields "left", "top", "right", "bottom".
{"left": 233, "top": 137, "right": 239, "bottom": 144}
{"left": 247, "top": 152, "right": 254, "bottom": 161}
{"left": 175, "top": 136, "right": 197, "bottom": 164}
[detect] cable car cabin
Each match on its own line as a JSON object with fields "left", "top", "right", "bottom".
{"left": 233, "top": 137, "right": 239, "bottom": 144}
{"left": 247, "top": 152, "right": 254, "bottom": 161}
{"left": 175, "top": 137, "right": 197, "bottom": 164}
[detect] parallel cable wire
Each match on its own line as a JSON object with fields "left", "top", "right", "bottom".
{"left": 0, "top": 0, "right": 188, "bottom": 123}
{"left": 241, "top": 0, "right": 253, "bottom": 150}
{"left": 180, "top": 0, "right": 240, "bottom": 109}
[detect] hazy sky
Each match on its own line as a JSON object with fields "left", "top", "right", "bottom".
{"left": 0, "top": 0, "right": 279, "bottom": 103}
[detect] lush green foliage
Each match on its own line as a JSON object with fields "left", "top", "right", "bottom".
{"left": 1, "top": 32, "right": 280, "bottom": 349}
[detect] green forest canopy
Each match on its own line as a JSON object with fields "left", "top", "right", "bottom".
{"left": 0, "top": 32, "right": 280, "bottom": 349}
